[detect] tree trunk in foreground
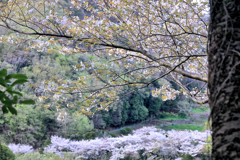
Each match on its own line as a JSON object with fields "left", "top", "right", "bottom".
{"left": 208, "top": 0, "right": 240, "bottom": 159}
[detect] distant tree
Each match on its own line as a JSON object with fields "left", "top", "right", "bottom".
{"left": 147, "top": 96, "right": 163, "bottom": 116}
{"left": 121, "top": 100, "right": 130, "bottom": 125}
{"left": 129, "top": 93, "right": 148, "bottom": 122}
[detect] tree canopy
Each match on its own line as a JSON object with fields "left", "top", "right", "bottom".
{"left": 0, "top": 0, "right": 209, "bottom": 116}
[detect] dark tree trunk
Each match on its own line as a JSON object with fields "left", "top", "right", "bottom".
{"left": 208, "top": 0, "right": 240, "bottom": 159}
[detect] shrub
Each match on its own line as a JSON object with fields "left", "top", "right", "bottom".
{"left": 125, "top": 127, "right": 132, "bottom": 133}
{"left": 120, "top": 127, "right": 132, "bottom": 135}
{"left": 203, "top": 135, "right": 212, "bottom": 155}
{"left": 199, "top": 106, "right": 207, "bottom": 111}
{"left": 159, "top": 112, "right": 176, "bottom": 118}
{"left": 8, "top": 144, "right": 33, "bottom": 154}
{"left": 159, "top": 111, "right": 168, "bottom": 118}
{"left": 84, "top": 131, "right": 96, "bottom": 140}
{"left": 0, "top": 142, "right": 15, "bottom": 160}
{"left": 181, "top": 154, "right": 194, "bottom": 160}
{"left": 120, "top": 128, "right": 128, "bottom": 135}
{"left": 109, "top": 133, "right": 117, "bottom": 137}
{"left": 178, "top": 112, "right": 187, "bottom": 118}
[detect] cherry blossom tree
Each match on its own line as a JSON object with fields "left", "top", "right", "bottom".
{"left": 8, "top": 143, "right": 33, "bottom": 154}
{"left": 43, "top": 126, "right": 210, "bottom": 159}
{"left": 0, "top": 0, "right": 209, "bottom": 111}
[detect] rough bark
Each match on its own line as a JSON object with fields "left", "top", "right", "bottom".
{"left": 208, "top": 0, "right": 240, "bottom": 159}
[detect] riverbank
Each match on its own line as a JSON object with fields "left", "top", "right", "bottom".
{"left": 106, "top": 111, "right": 210, "bottom": 135}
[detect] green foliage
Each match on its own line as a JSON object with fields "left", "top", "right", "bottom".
{"left": 93, "top": 112, "right": 110, "bottom": 129}
{"left": 191, "top": 107, "right": 210, "bottom": 114}
{"left": 203, "top": 121, "right": 212, "bottom": 131}
{"left": 0, "top": 42, "right": 181, "bottom": 132}
{"left": 0, "top": 105, "right": 59, "bottom": 147}
{"left": 151, "top": 80, "right": 160, "bottom": 88}
{"left": 161, "top": 99, "right": 179, "bottom": 112}
{"left": 138, "top": 149, "right": 146, "bottom": 159}
{"left": 109, "top": 133, "right": 117, "bottom": 137}
{"left": 58, "top": 114, "right": 94, "bottom": 141}
{"left": 178, "top": 112, "right": 187, "bottom": 118}
{"left": 120, "top": 127, "right": 132, "bottom": 135}
{"left": 159, "top": 112, "right": 176, "bottom": 118}
{"left": 84, "top": 131, "right": 96, "bottom": 140}
{"left": 128, "top": 93, "right": 148, "bottom": 122}
{"left": 164, "top": 125, "right": 204, "bottom": 131}
{"left": 201, "top": 135, "right": 212, "bottom": 156}
{"left": 0, "top": 52, "right": 95, "bottom": 146}
{"left": 0, "top": 142, "right": 15, "bottom": 160}
{"left": 0, "top": 69, "right": 35, "bottom": 115}
{"left": 181, "top": 154, "right": 194, "bottom": 160}
{"left": 110, "top": 102, "right": 123, "bottom": 126}
{"left": 199, "top": 106, "right": 208, "bottom": 111}
{"left": 138, "top": 106, "right": 148, "bottom": 121}
{"left": 121, "top": 100, "right": 130, "bottom": 125}
{"left": 146, "top": 96, "right": 162, "bottom": 116}
{"left": 16, "top": 152, "right": 74, "bottom": 160}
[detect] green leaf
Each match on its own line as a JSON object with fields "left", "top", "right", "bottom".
{"left": 2, "top": 105, "right": 8, "bottom": 114}
{"left": 20, "top": 100, "right": 35, "bottom": 104}
{"left": 8, "top": 106, "right": 17, "bottom": 115}
{"left": 7, "top": 90, "right": 23, "bottom": 97}
{"left": 0, "top": 69, "right": 7, "bottom": 77}
{"left": 13, "top": 95, "right": 18, "bottom": 103}
{"left": 5, "top": 73, "right": 16, "bottom": 80}
{"left": 3, "top": 99, "right": 13, "bottom": 106}
{"left": 0, "top": 77, "right": 6, "bottom": 87}
{"left": 12, "top": 74, "right": 28, "bottom": 80}
{"left": 12, "top": 79, "right": 28, "bottom": 86}
{"left": 6, "top": 86, "right": 13, "bottom": 91}
{"left": 0, "top": 94, "right": 5, "bottom": 103}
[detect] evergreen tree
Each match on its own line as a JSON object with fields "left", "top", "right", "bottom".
{"left": 128, "top": 93, "right": 148, "bottom": 122}
{"left": 147, "top": 96, "right": 163, "bottom": 116}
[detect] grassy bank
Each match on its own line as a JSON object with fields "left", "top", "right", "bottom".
{"left": 158, "top": 124, "right": 204, "bottom": 131}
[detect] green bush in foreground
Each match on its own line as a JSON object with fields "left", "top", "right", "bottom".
{"left": 0, "top": 142, "right": 15, "bottom": 160}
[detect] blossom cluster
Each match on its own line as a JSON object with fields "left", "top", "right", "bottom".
{"left": 8, "top": 143, "right": 33, "bottom": 154}
{"left": 43, "top": 126, "right": 210, "bottom": 159}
